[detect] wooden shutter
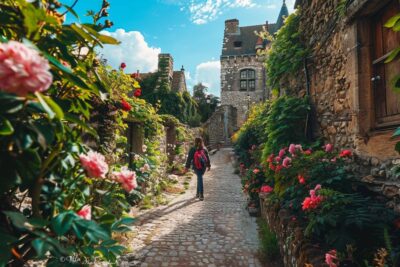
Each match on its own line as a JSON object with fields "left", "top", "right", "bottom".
{"left": 372, "top": 1, "right": 400, "bottom": 127}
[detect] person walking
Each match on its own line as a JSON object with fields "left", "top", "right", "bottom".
{"left": 185, "top": 137, "right": 211, "bottom": 201}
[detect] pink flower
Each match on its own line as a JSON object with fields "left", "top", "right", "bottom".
{"left": 142, "top": 144, "right": 147, "bottom": 152}
{"left": 77, "top": 205, "right": 91, "bottom": 220}
{"left": 113, "top": 167, "right": 137, "bottom": 192}
{"left": 120, "top": 62, "right": 127, "bottom": 69}
{"left": 304, "top": 149, "right": 312, "bottom": 155}
{"left": 295, "top": 144, "right": 303, "bottom": 152}
{"left": 289, "top": 144, "right": 296, "bottom": 154}
{"left": 302, "top": 185, "right": 323, "bottom": 210}
{"left": 79, "top": 151, "right": 109, "bottom": 178}
{"left": 278, "top": 149, "right": 286, "bottom": 158}
{"left": 0, "top": 41, "right": 53, "bottom": 96}
{"left": 339, "top": 149, "right": 352, "bottom": 158}
{"left": 267, "top": 154, "right": 274, "bottom": 163}
{"left": 325, "top": 250, "right": 338, "bottom": 267}
{"left": 325, "top": 144, "right": 333, "bottom": 153}
{"left": 297, "top": 174, "right": 306, "bottom": 184}
{"left": 275, "top": 156, "right": 281, "bottom": 163}
{"left": 253, "top": 168, "right": 260, "bottom": 174}
{"left": 140, "top": 163, "right": 151, "bottom": 173}
{"left": 282, "top": 157, "right": 292, "bottom": 168}
{"left": 260, "top": 185, "right": 273, "bottom": 193}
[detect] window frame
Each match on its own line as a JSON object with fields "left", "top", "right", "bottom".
{"left": 239, "top": 69, "right": 256, "bottom": 91}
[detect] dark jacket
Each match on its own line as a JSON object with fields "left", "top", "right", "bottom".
{"left": 185, "top": 147, "right": 211, "bottom": 170}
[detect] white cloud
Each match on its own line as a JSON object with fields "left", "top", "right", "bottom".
{"left": 193, "top": 60, "right": 221, "bottom": 96}
{"left": 98, "top": 29, "right": 161, "bottom": 73}
{"left": 187, "top": 0, "right": 256, "bottom": 24}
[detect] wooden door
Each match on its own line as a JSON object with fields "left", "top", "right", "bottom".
{"left": 372, "top": 1, "right": 400, "bottom": 127}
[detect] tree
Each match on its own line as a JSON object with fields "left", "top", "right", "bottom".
{"left": 192, "top": 83, "right": 220, "bottom": 123}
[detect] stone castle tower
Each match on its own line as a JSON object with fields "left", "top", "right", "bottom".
{"left": 205, "top": 0, "right": 288, "bottom": 148}
{"left": 220, "top": 0, "right": 288, "bottom": 127}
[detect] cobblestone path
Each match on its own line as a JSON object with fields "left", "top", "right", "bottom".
{"left": 121, "top": 148, "right": 263, "bottom": 267}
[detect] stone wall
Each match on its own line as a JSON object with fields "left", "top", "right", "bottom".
{"left": 204, "top": 105, "right": 237, "bottom": 148}
{"left": 220, "top": 55, "right": 266, "bottom": 126}
{"left": 259, "top": 195, "right": 325, "bottom": 267}
{"left": 285, "top": 0, "right": 400, "bottom": 210}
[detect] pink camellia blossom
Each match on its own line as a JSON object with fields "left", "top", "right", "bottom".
{"left": 0, "top": 41, "right": 53, "bottom": 96}
{"left": 113, "top": 167, "right": 137, "bottom": 193}
{"left": 278, "top": 149, "right": 286, "bottom": 158}
{"left": 325, "top": 143, "right": 333, "bottom": 153}
{"left": 79, "top": 151, "right": 109, "bottom": 178}
{"left": 304, "top": 149, "right": 312, "bottom": 155}
{"left": 282, "top": 157, "right": 292, "bottom": 168}
{"left": 260, "top": 185, "right": 273, "bottom": 193}
{"left": 77, "top": 205, "right": 91, "bottom": 220}
{"left": 275, "top": 156, "right": 281, "bottom": 163}
{"left": 325, "top": 249, "right": 338, "bottom": 267}
{"left": 289, "top": 144, "right": 296, "bottom": 155}
{"left": 267, "top": 154, "right": 274, "bottom": 163}
{"left": 315, "top": 184, "right": 322, "bottom": 191}
{"left": 142, "top": 144, "right": 147, "bottom": 152}
{"left": 253, "top": 168, "right": 260, "bottom": 174}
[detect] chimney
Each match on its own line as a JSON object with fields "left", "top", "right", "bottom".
{"left": 225, "top": 19, "right": 239, "bottom": 34}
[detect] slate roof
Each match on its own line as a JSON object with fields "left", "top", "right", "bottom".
{"left": 222, "top": 23, "right": 278, "bottom": 56}
{"left": 276, "top": 1, "right": 289, "bottom": 29}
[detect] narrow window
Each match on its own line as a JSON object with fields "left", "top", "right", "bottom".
{"left": 240, "top": 69, "right": 256, "bottom": 91}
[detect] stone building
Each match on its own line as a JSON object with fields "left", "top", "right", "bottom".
{"left": 205, "top": 1, "right": 288, "bottom": 148}
{"left": 284, "top": 0, "right": 400, "bottom": 210}
{"left": 136, "top": 53, "right": 187, "bottom": 93}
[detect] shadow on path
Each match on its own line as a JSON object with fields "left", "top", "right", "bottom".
{"left": 121, "top": 148, "right": 265, "bottom": 267}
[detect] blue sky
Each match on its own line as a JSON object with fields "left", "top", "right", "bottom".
{"left": 68, "top": 0, "right": 295, "bottom": 96}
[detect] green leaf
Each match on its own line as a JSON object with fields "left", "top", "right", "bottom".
{"left": 0, "top": 35, "right": 8, "bottom": 43}
{"left": 42, "top": 51, "right": 73, "bottom": 74}
{"left": 3, "top": 212, "right": 28, "bottom": 230}
{"left": 395, "top": 141, "right": 400, "bottom": 154}
{"left": 32, "top": 238, "right": 50, "bottom": 258}
{"left": 384, "top": 47, "right": 400, "bottom": 63}
{"left": 42, "top": 95, "right": 64, "bottom": 119}
{"left": 35, "top": 92, "right": 55, "bottom": 119}
{"left": 392, "top": 127, "right": 400, "bottom": 138}
{"left": 0, "top": 116, "right": 14, "bottom": 135}
{"left": 64, "top": 114, "right": 98, "bottom": 138}
{"left": 384, "top": 13, "right": 400, "bottom": 28}
{"left": 51, "top": 211, "right": 76, "bottom": 236}
{"left": 97, "top": 34, "right": 120, "bottom": 45}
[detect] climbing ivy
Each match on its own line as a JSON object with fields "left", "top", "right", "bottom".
{"left": 265, "top": 10, "right": 308, "bottom": 91}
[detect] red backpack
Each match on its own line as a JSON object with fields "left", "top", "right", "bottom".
{"left": 194, "top": 149, "right": 208, "bottom": 170}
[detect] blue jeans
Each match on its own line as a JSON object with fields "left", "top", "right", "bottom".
{"left": 195, "top": 169, "right": 204, "bottom": 195}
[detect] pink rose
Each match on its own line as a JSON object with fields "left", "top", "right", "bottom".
{"left": 253, "top": 168, "right": 260, "bottom": 174}
{"left": 79, "top": 151, "right": 109, "bottom": 178}
{"left": 0, "top": 41, "right": 53, "bottom": 96}
{"left": 282, "top": 157, "right": 292, "bottom": 168}
{"left": 140, "top": 163, "right": 151, "bottom": 173}
{"left": 325, "top": 144, "right": 333, "bottom": 153}
{"left": 288, "top": 144, "right": 296, "bottom": 154}
{"left": 275, "top": 156, "right": 281, "bottom": 163}
{"left": 77, "top": 205, "right": 91, "bottom": 220}
{"left": 325, "top": 249, "right": 338, "bottom": 267}
{"left": 260, "top": 185, "right": 273, "bottom": 193}
{"left": 113, "top": 167, "right": 137, "bottom": 193}
{"left": 295, "top": 144, "right": 303, "bottom": 152}
{"left": 278, "top": 149, "right": 285, "bottom": 158}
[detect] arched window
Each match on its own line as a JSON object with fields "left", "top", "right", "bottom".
{"left": 240, "top": 69, "right": 256, "bottom": 91}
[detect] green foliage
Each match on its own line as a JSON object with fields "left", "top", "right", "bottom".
{"left": 140, "top": 71, "right": 199, "bottom": 125}
{"left": 261, "top": 96, "right": 310, "bottom": 159}
{"left": 233, "top": 102, "right": 270, "bottom": 166}
{"left": 265, "top": 10, "right": 308, "bottom": 91}
{"left": 192, "top": 83, "right": 220, "bottom": 123}
{"left": 257, "top": 218, "right": 280, "bottom": 260}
